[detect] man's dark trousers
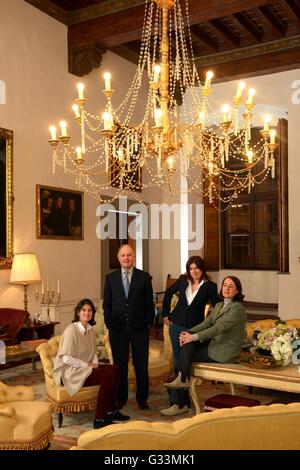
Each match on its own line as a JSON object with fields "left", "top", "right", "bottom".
{"left": 109, "top": 324, "right": 149, "bottom": 405}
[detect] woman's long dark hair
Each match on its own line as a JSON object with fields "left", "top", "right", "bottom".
{"left": 73, "top": 298, "right": 96, "bottom": 326}
{"left": 219, "top": 276, "right": 244, "bottom": 302}
{"left": 186, "top": 256, "right": 209, "bottom": 283}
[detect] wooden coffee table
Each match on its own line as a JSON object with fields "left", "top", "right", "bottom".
{"left": 190, "top": 362, "right": 300, "bottom": 413}
{"left": 0, "top": 345, "right": 38, "bottom": 371}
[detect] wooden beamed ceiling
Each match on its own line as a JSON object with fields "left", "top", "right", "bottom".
{"left": 25, "top": 0, "right": 300, "bottom": 80}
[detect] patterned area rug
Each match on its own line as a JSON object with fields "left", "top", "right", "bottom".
{"left": 1, "top": 362, "right": 300, "bottom": 450}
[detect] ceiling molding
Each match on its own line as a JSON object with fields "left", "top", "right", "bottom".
{"left": 195, "top": 34, "right": 300, "bottom": 67}
{"left": 197, "top": 45, "right": 300, "bottom": 82}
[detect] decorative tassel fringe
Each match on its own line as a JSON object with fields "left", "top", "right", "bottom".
{"left": 0, "top": 425, "right": 53, "bottom": 450}
{"left": 46, "top": 396, "right": 97, "bottom": 413}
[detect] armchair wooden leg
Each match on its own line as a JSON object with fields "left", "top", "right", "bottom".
{"left": 58, "top": 412, "right": 63, "bottom": 428}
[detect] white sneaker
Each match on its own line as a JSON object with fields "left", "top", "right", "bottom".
{"left": 160, "top": 404, "right": 189, "bottom": 416}
{"left": 163, "top": 378, "right": 190, "bottom": 389}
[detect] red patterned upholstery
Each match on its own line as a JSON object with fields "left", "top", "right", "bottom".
{"left": 204, "top": 394, "right": 260, "bottom": 412}
{"left": 0, "top": 309, "right": 29, "bottom": 344}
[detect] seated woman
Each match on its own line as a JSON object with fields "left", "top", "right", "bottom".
{"left": 164, "top": 276, "right": 246, "bottom": 389}
{"left": 53, "top": 298, "right": 130, "bottom": 428}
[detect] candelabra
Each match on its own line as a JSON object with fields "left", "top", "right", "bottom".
{"left": 48, "top": 0, "right": 278, "bottom": 209}
{"left": 35, "top": 280, "right": 61, "bottom": 323}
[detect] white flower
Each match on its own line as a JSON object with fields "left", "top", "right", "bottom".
{"left": 252, "top": 321, "right": 300, "bottom": 366}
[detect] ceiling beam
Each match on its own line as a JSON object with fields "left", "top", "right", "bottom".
{"left": 68, "top": 0, "right": 272, "bottom": 50}
{"left": 258, "top": 5, "right": 287, "bottom": 37}
{"left": 190, "top": 25, "right": 219, "bottom": 52}
{"left": 184, "top": 0, "right": 273, "bottom": 25}
{"left": 233, "top": 12, "right": 264, "bottom": 42}
{"left": 209, "top": 19, "right": 240, "bottom": 47}
{"left": 281, "top": 0, "right": 300, "bottom": 29}
{"left": 64, "top": 0, "right": 275, "bottom": 76}
{"left": 68, "top": 5, "right": 146, "bottom": 49}
{"left": 26, "top": 0, "right": 273, "bottom": 26}
{"left": 67, "top": 0, "right": 146, "bottom": 25}
{"left": 24, "top": 0, "right": 147, "bottom": 25}
{"left": 285, "top": 0, "right": 300, "bottom": 19}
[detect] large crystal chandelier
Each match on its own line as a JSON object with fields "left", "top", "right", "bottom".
{"left": 48, "top": 0, "right": 278, "bottom": 208}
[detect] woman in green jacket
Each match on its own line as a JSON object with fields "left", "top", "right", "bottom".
{"left": 164, "top": 276, "right": 246, "bottom": 388}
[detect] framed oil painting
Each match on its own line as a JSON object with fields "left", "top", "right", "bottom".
{"left": 0, "top": 127, "right": 13, "bottom": 268}
{"left": 36, "top": 185, "right": 84, "bottom": 240}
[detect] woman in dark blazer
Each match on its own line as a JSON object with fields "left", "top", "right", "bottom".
{"left": 161, "top": 256, "right": 219, "bottom": 416}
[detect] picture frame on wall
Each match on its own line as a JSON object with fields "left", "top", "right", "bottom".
{"left": 0, "top": 127, "right": 13, "bottom": 268}
{"left": 36, "top": 184, "right": 84, "bottom": 240}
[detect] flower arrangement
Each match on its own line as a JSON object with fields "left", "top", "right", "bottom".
{"left": 252, "top": 320, "right": 300, "bottom": 366}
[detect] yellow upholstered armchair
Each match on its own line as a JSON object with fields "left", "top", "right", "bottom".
{"left": 103, "top": 324, "right": 173, "bottom": 390}
{"left": 0, "top": 381, "right": 53, "bottom": 450}
{"left": 36, "top": 336, "right": 100, "bottom": 428}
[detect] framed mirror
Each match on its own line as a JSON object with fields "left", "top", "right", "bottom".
{"left": 0, "top": 127, "right": 13, "bottom": 268}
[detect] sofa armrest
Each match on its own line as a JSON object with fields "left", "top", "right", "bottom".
{"left": 0, "top": 382, "right": 34, "bottom": 402}
{"left": 0, "top": 405, "right": 16, "bottom": 439}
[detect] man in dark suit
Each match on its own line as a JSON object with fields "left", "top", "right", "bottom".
{"left": 103, "top": 244, "right": 155, "bottom": 410}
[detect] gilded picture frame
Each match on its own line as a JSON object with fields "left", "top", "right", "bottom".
{"left": 36, "top": 184, "right": 84, "bottom": 240}
{"left": 0, "top": 127, "right": 13, "bottom": 268}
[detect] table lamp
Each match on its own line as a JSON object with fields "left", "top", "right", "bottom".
{"left": 10, "top": 253, "right": 41, "bottom": 312}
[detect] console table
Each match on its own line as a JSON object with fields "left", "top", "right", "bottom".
{"left": 190, "top": 362, "right": 300, "bottom": 414}
{"left": 0, "top": 347, "right": 38, "bottom": 371}
{"left": 17, "top": 322, "right": 59, "bottom": 342}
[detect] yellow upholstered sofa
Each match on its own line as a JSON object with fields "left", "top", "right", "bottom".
{"left": 71, "top": 403, "right": 300, "bottom": 450}
{"left": 246, "top": 318, "right": 300, "bottom": 338}
{"left": 0, "top": 381, "right": 53, "bottom": 450}
{"left": 37, "top": 336, "right": 100, "bottom": 428}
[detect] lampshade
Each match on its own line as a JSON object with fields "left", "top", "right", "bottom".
{"left": 10, "top": 253, "right": 41, "bottom": 285}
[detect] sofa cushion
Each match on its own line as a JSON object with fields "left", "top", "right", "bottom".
{"left": 8, "top": 401, "right": 52, "bottom": 441}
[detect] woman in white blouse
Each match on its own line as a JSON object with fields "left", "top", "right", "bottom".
{"left": 161, "top": 256, "right": 219, "bottom": 416}
{"left": 53, "top": 298, "right": 130, "bottom": 428}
